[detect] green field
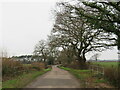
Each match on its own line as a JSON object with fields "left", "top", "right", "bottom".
{"left": 92, "top": 61, "right": 119, "bottom": 68}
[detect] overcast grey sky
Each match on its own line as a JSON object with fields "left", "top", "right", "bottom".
{"left": 0, "top": 0, "right": 118, "bottom": 60}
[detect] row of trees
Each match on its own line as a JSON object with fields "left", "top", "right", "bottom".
{"left": 33, "top": 40, "right": 60, "bottom": 65}
{"left": 34, "top": 1, "right": 119, "bottom": 69}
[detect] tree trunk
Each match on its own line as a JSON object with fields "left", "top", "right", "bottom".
{"left": 117, "top": 34, "right": 120, "bottom": 71}
{"left": 117, "top": 33, "right": 120, "bottom": 50}
{"left": 83, "top": 53, "right": 86, "bottom": 63}
{"left": 77, "top": 54, "right": 86, "bottom": 69}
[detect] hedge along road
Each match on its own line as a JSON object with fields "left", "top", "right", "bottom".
{"left": 25, "top": 65, "right": 80, "bottom": 88}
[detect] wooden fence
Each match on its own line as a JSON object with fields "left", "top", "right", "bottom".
{"left": 89, "top": 65, "right": 105, "bottom": 75}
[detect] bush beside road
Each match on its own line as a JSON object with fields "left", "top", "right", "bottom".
{"left": 2, "top": 68, "right": 51, "bottom": 88}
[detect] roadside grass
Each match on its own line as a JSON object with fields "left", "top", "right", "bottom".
{"left": 59, "top": 66, "right": 92, "bottom": 87}
{"left": 94, "top": 79, "right": 107, "bottom": 83}
{"left": 0, "top": 82, "right": 2, "bottom": 89}
{"left": 59, "top": 66, "right": 113, "bottom": 88}
{"left": 2, "top": 68, "right": 51, "bottom": 88}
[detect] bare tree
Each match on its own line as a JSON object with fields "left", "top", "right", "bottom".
{"left": 33, "top": 40, "right": 49, "bottom": 62}
{"left": 49, "top": 2, "right": 116, "bottom": 69}
{"left": 64, "top": 1, "right": 120, "bottom": 55}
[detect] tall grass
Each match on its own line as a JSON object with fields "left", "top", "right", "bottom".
{"left": 104, "top": 67, "right": 120, "bottom": 88}
{"left": 2, "top": 58, "right": 47, "bottom": 81}
{"left": 91, "top": 61, "right": 119, "bottom": 87}
{"left": 3, "top": 58, "right": 23, "bottom": 76}
{"left": 2, "top": 58, "right": 51, "bottom": 88}
{"left": 31, "top": 62, "right": 45, "bottom": 70}
{"left": 2, "top": 68, "right": 51, "bottom": 88}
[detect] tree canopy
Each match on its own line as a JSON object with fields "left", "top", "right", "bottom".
{"left": 49, "top": 2, "right": 117, "bottom": 68}
{"left": 64, "top": 1, "right": 120, "bottom": 50}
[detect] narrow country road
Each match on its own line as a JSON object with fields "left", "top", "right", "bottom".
{"left": 25, "top": 65, "right": 80, "bottom": 88}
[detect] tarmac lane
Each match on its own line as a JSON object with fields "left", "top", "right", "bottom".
{"left": 25, "top": 65, "right": 80, "bottom": 89}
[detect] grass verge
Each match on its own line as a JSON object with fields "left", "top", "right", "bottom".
{"left": 2, "top": 68, "right": 51, "bottom": 88}
{"left": 59, "top": 66, "right": 113, "bottom": 88}
{"left": 59, "top": 66, "right": 91, "bottom": 88}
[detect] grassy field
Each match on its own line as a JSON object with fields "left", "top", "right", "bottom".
{"left": 92, "top": 61, "right": 119, "bottom": 68}
{"left": 2, "top": 68, "right": 51, "bottom": 88}
{"left": 59, "top": 66, "right": 113, "bottom": 88}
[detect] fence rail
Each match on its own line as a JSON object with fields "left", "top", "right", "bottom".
{"left": 89, "top": 65, "right": 105, "bottom": 75}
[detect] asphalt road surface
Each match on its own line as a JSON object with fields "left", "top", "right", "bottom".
{"left": 25, "top": 65, "right": 80, "bottom": 88}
